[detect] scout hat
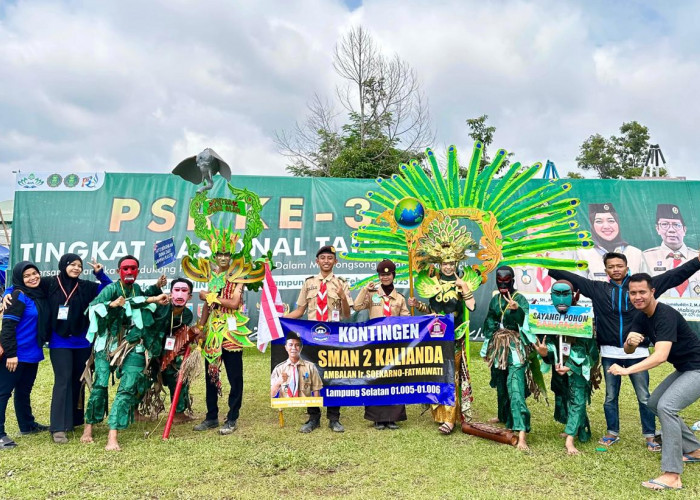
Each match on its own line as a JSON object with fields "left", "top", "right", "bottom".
{"left": 656, "top": 204, "right": 685, "bottom": 225}
{"left": 376, "top": 259, "right": 396, "bottom": 275}
{"left": 316, "top": 245, "right": 336, "bottom": 257}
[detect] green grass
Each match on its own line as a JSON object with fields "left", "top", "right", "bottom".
{"left": 1, "top": 345, "right": 699, "bottom": 499}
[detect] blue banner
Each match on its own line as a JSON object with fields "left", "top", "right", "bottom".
{"left": 270, "top": 315, "right": 455, "bottom": 407}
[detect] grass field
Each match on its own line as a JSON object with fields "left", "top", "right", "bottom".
{"left": 1, "top": 344, "right": 699, "bottom": 499}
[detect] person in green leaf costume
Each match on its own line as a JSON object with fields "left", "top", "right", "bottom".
{"left": 79, "top": 255, "right": 169, "bottom": 451}
{"left": 534, "top": 280, "right": 600, "bottom": 455}
{"left": 481, "top": 265, "right": 542, "bottom": 451}
{"left": 408, "top": 216, "right": 481, "bottom": 435}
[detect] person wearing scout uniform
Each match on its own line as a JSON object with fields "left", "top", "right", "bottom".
{"left": 353, "top": 259, "right": 409, "bottom": 429}
{"left": 286, "top": 245, "right": 353, "bottom": 433}
{"left": 642, "top": 204, "right": 700, "bottom": 298}
{"left": 577, "top": 202, "right": 643, "bottom": 281}
{"left": 271, "top": 332, "right": 323, "bottom": 399}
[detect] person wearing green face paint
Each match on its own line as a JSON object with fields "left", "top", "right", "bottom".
{"left": 534, "top": 280, "right": 600, "bottom": 455}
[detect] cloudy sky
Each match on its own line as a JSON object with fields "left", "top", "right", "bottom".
{"left": 1, "top": 0, "right": 699, "bottom": 202}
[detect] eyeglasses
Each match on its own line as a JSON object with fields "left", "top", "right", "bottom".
{"left": 657, "top": 222, "right": 684, "bottom": 230}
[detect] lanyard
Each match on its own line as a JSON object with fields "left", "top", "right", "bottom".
{"left": 57, "top": 278, "right": 79, "bottom": 306}
{"left": 119, "top": 282, "right": 135, "bottom": 299}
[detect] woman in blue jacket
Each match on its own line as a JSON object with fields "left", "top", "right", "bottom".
{"left": 0, "top": 261, "right": 50, "bottom": 449}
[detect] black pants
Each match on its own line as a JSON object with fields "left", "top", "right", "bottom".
{"left": 205, "top": 350, "right": 243, "bottom": 423}
{"left": 49, "top": 347, "right": 91, "bottom": 432}
{"left": 308, "top": 406, "right": 341, "bottom": 421}
{"left": 0, "top": 361, "right": 39, "bottom": 437}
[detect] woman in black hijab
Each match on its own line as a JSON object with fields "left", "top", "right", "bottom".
{"left": 0, "top": 261, "right": 50, "bottom": 449}
{"left": 45, "top": 253, "right": 111, "bottom": 443}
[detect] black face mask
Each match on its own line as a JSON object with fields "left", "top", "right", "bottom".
{"left": 496, "top": 267, "right": 515, "bottom": 295}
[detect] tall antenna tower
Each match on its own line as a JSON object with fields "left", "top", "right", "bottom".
{"left": 641, "top": 144, "right": 667, "bottom": 177}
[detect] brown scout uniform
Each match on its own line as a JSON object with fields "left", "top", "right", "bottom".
{"left": 296, "top": 272, "right": 354, "bottom": 320}
{"left": 271, "top": 359, "right": 323, "bottom": 398}
{"left": 354, "top": 286, "right": 409, "bottom": 318}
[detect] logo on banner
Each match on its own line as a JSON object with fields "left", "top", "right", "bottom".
{"left": 428, "top": 318, "right": 447, "bottom": 338}
{"left": 311, "top": 324, "right": 330, "bottom": 342}
{"left": 47, "top": 174, "right": 63, "bottom": 188}
{"left": 15, "top": 171, "right": 104, "bottom": 191}
{"left": 64, "top": 174, "right": 80, "bottom": 188}
{"left": 17, "top": 173, "right": 45, "bottom": 189}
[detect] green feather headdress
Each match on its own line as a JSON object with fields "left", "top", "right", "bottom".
{"left": 344, "top": 143, "right": 592, "bottom": 289}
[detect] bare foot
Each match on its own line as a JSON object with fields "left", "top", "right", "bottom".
{"left": 685, "top": 448, "right": 700, "bottom": 460}
{"left": 559, "top": 432, "right": 568, "bottom": 438}
{"left": 80, "top": 424, "right": 94, "bottom": 444}
{"left": 105, "top": 430, "right": 121, "bottom": 451}
{"left": 487, "top": 417, "right": 500, "bottom": 424}
{"left": 517, "top": 431, "right": 529, "bottom": 451}
{"left": 172, "top": 412, "right": 194, "bottom": 424}
{"left": 565, "top": 435, "right": 580, "bottom": 455}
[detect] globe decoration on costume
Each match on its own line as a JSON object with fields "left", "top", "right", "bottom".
{"left": 394, "top": 197, "right": 425, "bottom": 230}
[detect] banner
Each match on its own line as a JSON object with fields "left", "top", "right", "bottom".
{"left": 10, "top": 172, "right": 700, "bottom": 334}
{"left": 529, "top": 304, "right": 593, "bottom": 338}
{"left": 270, "top": 315, "right": 455, "bottom": 408}
{"left": 153, "top": 237, "right": 176, "bottom": 269}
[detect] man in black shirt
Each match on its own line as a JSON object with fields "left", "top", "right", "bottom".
{"left": 609, "top": 273, "right": 700, "bottom": 491}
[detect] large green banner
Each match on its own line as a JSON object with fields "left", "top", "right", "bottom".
{"left": 11, "top": 173, "right": 700, "bottom": 334}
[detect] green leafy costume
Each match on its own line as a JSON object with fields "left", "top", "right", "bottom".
{"left": 480, "top": 292, "right": 537, "bottom": 432}
{"left": 84, "top": 281, "right": 162, "bottom": 429}
{"left": 153, "top": 304, "right": 195, "bottom": 414}
{"left": 541, "top": 335, "right": 599, "bottom": 442}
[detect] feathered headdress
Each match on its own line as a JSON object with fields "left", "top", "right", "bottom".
{"left": 206, "top": 225, "right": 239, "bottom": 255}
{"left": 415, "top": 216, "right": 477, "bottom": 267}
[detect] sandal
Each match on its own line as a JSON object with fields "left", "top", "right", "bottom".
{"left": 438, "top": 422, "right": 454, "bottom": 435}
{"left": 683, "top": 453, "right": 700, "bottom": 463}
{"left": 641, "top": 479, "right": 682, "bottom": 491}
{"left": 0, "top": 435, "right": 17, "bottom": 449}
{"left": 598, "top": 435, "right": 620, "bottom": 446}
{"left": 646, "top": 441, "right": 661, "bottom": 452}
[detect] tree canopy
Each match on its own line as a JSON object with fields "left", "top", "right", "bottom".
{"left": 276, "top": 27, "right": 433, "bottom": 179}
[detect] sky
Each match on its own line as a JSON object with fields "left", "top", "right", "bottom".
{"left": 2, "top": 0, "right": 700, "bottom": 202}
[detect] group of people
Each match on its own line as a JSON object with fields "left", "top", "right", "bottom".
{"left": 2, "top": 242, "right": 700, "bottom": 492}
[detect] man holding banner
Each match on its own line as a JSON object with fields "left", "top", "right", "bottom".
{"left": 353, "top": 259, "right": 409, "bottom": 430}
{"left": 286, "top": 245, "right": 353, "bottom": 433}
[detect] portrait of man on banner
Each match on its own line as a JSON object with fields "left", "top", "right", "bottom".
{"left": 642, "top": 204, "right": 700, "bottom": 298}
{"left": 270, "top": 332, "right": 323, "bottom": 406}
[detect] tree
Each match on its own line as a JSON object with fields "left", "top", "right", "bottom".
{"left": 466, "top": 115, "right": 496, "bottom": 168}
{"left": 276, "top": 26, "right": 433, "bottom": 178}
{"left": 465, "top": 114, "right": 512, "bottom": 174}
{"left": 565, "top": 171, "right": 584, "bottom": 179}
{"left": 576, "top": 121, "right": 656, "bottom": 179}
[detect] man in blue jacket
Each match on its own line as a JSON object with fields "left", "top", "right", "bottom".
{"left": 549, "top": 251, "right": 700, "bottom": 450}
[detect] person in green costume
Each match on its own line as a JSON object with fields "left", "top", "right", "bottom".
{"left": 138, "top": 278, "right": 201, "bottom": 424}
{"left": 408, "top": 216, "right": 482, "bottom": 435}
{"left": 534, "top": 280, "right": 600, "bottom": 455}
{"left": 159, "top": 278, "right": 199, "bottom": 422}
{"left": 481, "top": 265, "right": 538, "bottom": 450}
{"left": 80, "top": 255, "right": 168, "bottom": 451}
